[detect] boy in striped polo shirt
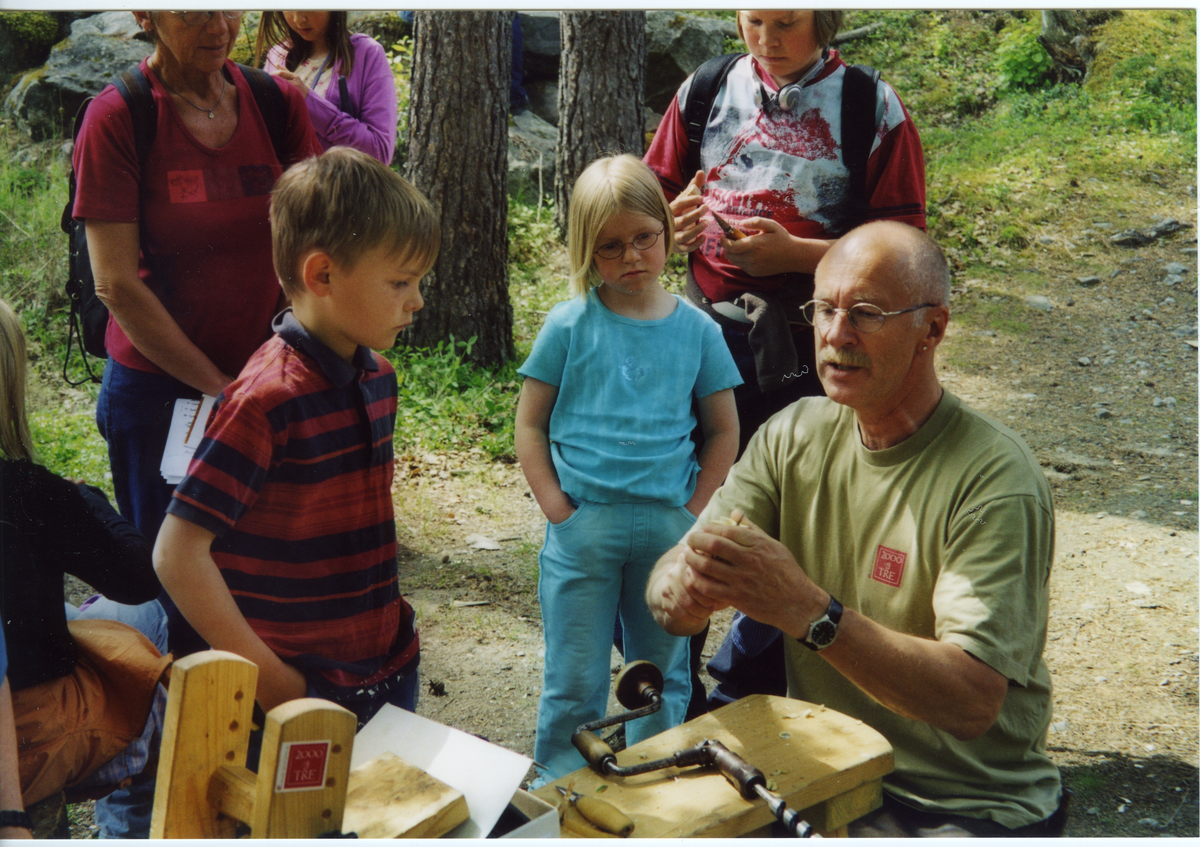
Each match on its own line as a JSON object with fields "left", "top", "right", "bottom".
{"left": 154, "top": 147, "right": 440, "bottom": 727}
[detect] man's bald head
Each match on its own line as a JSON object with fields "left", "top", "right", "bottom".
{"left": 821, "top": 222, "right": 950, "bottom": 310}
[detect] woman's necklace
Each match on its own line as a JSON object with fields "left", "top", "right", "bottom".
{"left": 161, "top": 73, "right": 228, "bottom": 119}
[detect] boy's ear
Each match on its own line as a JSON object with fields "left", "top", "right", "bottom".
{"left": 299, "top": 251, "right": 335, "bottom": 299}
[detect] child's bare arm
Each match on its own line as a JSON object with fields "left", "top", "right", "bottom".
{"left": 514, "top": 377, "right": 575, "bottom": 525}
{"left": 154, "top": 514, "right": 306, "bottom": 712}
{"left": 685, "top": 388, "right": 739, "bottom": 516}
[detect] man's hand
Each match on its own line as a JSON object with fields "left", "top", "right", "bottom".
{"left": 646, "top": 543, "right": 726, "bottom": 635}
{"left": 681, "top": 516, "right": 826, "bottom": 636}
{"left": 669, "top": 171, "right": 708, "bottom": 254}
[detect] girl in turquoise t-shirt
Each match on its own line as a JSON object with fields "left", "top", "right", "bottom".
{"left": 515, "top": 154, "right": 741, "bottom": 783}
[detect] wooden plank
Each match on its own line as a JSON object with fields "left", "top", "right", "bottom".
{"left": 342, "top": 752, "right": 470, "bottom": 839}
{"left": 207, "top": 764, "right": 257, "bottom": 825}
{"left": 252, "top": 698, "right": 357, "bottom": 837}
{"left": 795, "top": 778, "right": 882, "bottom": 834}
{"left": 150, "top": 651, "right": 257, "bottom": 839}
{"left": 532, "top": 694, "right": 892, "bottom": 839}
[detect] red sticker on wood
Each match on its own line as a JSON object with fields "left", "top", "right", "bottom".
{"left": 275, "top": 740, "right": 330, "bottom": 793}
{"left": 872, "top": 545, "right": 907, "bottom": 587}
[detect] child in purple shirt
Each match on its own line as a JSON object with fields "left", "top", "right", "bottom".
{"left": 257, "top": 11, "right": 398, "bottom": 164}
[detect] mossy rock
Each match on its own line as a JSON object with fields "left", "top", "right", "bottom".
{"left": 4, "top": 11, "right": 59, "bottom": 50}
{"left": 0, "top": 10, "right": 61, "bottom": 72}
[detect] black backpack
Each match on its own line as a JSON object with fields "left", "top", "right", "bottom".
{"left": 62, "top": 63, "right": 289, "bottom": 385}
{"left": 681, "top": 53, "right": 881, "bottom": 236}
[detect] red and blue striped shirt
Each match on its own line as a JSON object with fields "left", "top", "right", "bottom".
{"left": 168, "top": 311, "right": 418, "bottom": 695}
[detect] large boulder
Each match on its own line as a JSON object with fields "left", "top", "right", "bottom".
{"left": 507, "top": 108, "right": 556, "bottom": 203}
{"left": 517, "top": 11, "right": 734, "bottom": 123}
{"left": 526, "top": 78, "right": 558, "bottom": 126}
{"left": 644, "top": 11, "right": 734, "bottom": 113}
{"left": 518, "top": 12, "right": 562, "bottom": 82}
{"left": 3, "top": 11, "right": 151, "bottom": 141}
{"left": 348, "top": 11, "right": 410, "bottom": 50}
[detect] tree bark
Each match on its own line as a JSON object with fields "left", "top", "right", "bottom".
{"left": 405, "top": 11, "right": 514, "bottom": 367}
{"left": 554, "top": 11, "right": 647, "bottom": 237}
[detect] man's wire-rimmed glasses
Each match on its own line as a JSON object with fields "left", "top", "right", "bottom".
{"left": 594, "top": 229, "right": 664, "bottom": 260}
{"left": 801, "top": 299, "right": 937, "bottom": 333}
{"left": 174, "top": 11, "right": 242, "bottom": 26}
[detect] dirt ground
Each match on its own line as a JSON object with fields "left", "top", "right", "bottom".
{"left": 391, "top": 217, "right": 1199, "bottom": 837}
{"left": 60, "top": 207, "right": 1196, "bottom": 837}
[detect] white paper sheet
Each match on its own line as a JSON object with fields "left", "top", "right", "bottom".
{"left": 351, "top": 705, "right": 531, "bottom": 838}
{"left": 159, "top": 394, "right": 217, "bottom": 483}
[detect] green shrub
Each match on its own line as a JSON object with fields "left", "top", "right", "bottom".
{"left": 1, "top": 11, "right": 60, "bottom": 66}
{"left": 508, "top": 195, "right": 558, "bottom": 269}
{"left": 993, "top": 15, "right": 1053, "bottom": 93}
{"left": 387, "top": 337, "right": 520, "bottom": 459}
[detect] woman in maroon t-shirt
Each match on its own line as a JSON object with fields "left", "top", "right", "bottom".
{"left": 73, "top": 12, "right": 320, "bottom": 544}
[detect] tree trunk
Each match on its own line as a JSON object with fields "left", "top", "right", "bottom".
{"left": 405, "top": 11, "right": 514, "bottom": 368}
{"left": 554, "top": 11, "right": 647, "bottom": 236}
{"left": 1038, "top": 10, "right": 1119, "bottom": 83}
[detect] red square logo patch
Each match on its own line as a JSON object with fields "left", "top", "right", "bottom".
{"left": 167, "top": 170, "right": 207, "bottom": 204}
{"left": 274, "top": 740, "right": 329, "bottom": 793}
{"left": 872, "top": 545, "right": 907, "bottom": 587}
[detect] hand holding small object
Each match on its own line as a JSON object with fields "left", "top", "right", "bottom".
{"left": 670, "top": 171, "right": 708, "bottom": 253}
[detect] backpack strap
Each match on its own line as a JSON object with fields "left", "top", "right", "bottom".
{"left": 838, "top": 63, "right": 881, "bottom": 234}
{"left": 682, "top": 52, "right": 744, "bottom": 182}
{"left": 62, "top": 64, "right": 159, "bottom": 384}
{"left": 113, "top": 67, "right": 158, "bottom": 164}
{"left": 62, "top": 66, "right": 157, "bottom": 235}
{"left": 236, "top": 63, "right": 288, "bottom": 164}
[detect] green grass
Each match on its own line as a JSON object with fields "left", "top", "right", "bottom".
{"left": 28, "top": 409, "right": 113, "bottom": 497}
{"left": 838, "top": 9, "right": 1196, "bottom": 283}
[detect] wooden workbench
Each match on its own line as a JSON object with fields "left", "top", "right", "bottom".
{"left": 532, "top": 694, "right": 893, "bottom": 838}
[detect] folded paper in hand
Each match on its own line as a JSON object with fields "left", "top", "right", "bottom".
{"left": 160, "top": 395, "right": 216, "bottom": 484}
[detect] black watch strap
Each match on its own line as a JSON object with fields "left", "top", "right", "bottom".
{"left": 0, "top": 810, "right": 33, "bottom": 830}
{"left": 799, "top": 595, "right": 843, "bottom": 651}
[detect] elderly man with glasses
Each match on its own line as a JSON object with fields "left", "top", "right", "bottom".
{"left": 646, "top": 221, "right": 1066, "bottom": 837}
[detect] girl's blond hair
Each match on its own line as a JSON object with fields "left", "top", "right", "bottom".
{"left": 0, "top": 299, "right": 34, "bottom": 461}
{"left": 567, "top": 154, "right": 674, "bottom": 297}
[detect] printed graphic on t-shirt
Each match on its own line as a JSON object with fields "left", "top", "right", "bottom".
{"left": 166, "top": 165, "right": 277, "bottom": 204}
{"left": 167, "top": 170, "right": 206, "bottom": 203}
{"left": 703, "top": 103, "right": 848, "bottom": 235}
{"left": 872, "top": 544, "right": 907, "bottom": 587}
{"left": 621, "top": 356, "right": 647, "bottom": 382}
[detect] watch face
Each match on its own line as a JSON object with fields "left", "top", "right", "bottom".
{"left": 810, "top": 620, "right": 837, "bottom": 647}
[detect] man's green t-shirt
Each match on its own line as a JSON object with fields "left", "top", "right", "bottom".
{"left": 697, "top": 391, "right": 1061, "bottom": 828}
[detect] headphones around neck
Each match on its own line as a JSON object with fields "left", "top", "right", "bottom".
{"left": 777, "top": 83, "right": 804, "bottom": 111}
{"left": 765, "top": 48, "right": 830, "bottom": 112}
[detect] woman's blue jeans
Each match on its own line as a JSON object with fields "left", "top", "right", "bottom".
{"left": 533, "top": 501, "right": 694, "bottom": 783}
{"left": 95, "top": 358, "right": 200, "bottom": 542}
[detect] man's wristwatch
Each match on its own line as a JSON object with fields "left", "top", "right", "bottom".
{"left": 0, "top": 810, "right": 32, "bottom": 830}
{"left": 799, "top": 595, "right": 843, "bottom": 651}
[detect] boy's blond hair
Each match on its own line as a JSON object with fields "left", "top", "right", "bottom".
{"left": 567, "top": 154, "right": 674, "bottom": 297}
{"left": 271, "top": 147, "right": 440, "bottom": 298}
{"left": 736, "top": 10, "right": 844, "bottom": 50}
{"left": 0, "top": 298, "right": 34, "bottom": 461}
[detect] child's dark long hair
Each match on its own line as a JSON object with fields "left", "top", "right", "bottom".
{"left": 255, "top": 12, "right": 354, "bottom": 78}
